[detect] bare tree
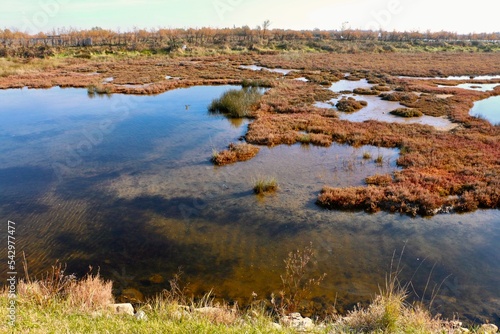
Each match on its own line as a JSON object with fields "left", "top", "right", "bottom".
{"left": 262, "top": 19, "right": 271, "bottom": 40}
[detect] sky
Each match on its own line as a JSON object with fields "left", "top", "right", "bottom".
{"left": 1, "top": 0, "right": 498, "bottom": 35}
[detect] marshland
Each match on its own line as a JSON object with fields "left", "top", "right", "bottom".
{"left": 1, "top": 25, "right": 500, "bottom": 332}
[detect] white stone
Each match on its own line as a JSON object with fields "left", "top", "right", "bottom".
{"left": 270, "top": 322, "right": 282, "bottom": 330}
{"left": 107, "top": 303, "right": 134, "bottom": 316}
{"left": 134, "top": 310, "right": 147, "bottom": 321}
{"left": 281, "top": 312, "right": 315, "bottom": 332}
{"left": 479, "top": 324, "right": 498, "bottom": 334}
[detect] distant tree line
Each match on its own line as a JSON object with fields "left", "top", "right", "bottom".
{"left": 1, "top": 26, "right": 499, "bottom": 57}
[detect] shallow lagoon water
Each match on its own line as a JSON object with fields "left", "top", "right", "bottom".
{"left": 0, "top": 86, "right": 499, "bottom": 324}
{"left": 470, "top": 96, "right": 500, "bottom": 125}
{"left": 239, "top": 64, "right": 295, "bottom": 75}
{"left": 399, "top": 75, "right": 500, "bottom": 80}
{"left": 329, "top": 79, "right": 373, "bottom": 92}
{"left": 318, "top": 80, "right": 457, "bottom": 130}
{"left": 438, "top": 83, "right": 500, "bottom": 92}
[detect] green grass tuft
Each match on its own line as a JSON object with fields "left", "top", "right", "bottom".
{"left": 209, "top": 87, "right": 263, "bottom": 118}
{"left": 253, "top": 177, "right": 278, "bottom": 194}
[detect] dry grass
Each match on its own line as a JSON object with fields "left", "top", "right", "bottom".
{"left": 338, "top": 293, "right": 446, "bottom": 333}
{"left": 192, "top": 293, "right": 240, "bottom": 326}
{"left": 253, "top": 177, "right": 278, "bottom": 194}
{"left": 353, "top": 87, "right": 380, "bottom": 95}
{"left": 258, "top": 52, "right": 500, "bottom": 77}
{"left": 212, "top": 143, "right": 260, "bottom": 166}
{"left": 365, "top": 174, "right": 393, "bottom": 186}
{"left": 335, "top": 97, "right": 368, "bottom": 112}
{"left": 65, "top": 272, "right": 114, "bottom": 312}
{"left": 16, "top": 264, "right": 113, "bottom": 313}
{"left": 258, "top": 80, "right": 337, "bottom": 114}
{"left": 1, "top": 255, "right": 491, "bottom": 333}
{"left": 274, "top": 243, "right": 326, "bottom": 315}
{"left": 335, "top": 248, "right": 453, "bottom": 333}
{"left": 362, "top": 151, "right": 372, "bottom": 159}
{"left": 390, "top": 108, "right": 423, "bottom": 118}
{"left": 380, "top": 91, "right": 420, "bottom": 104}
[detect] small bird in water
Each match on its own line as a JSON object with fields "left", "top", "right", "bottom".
{"left": 185, "top": 105, "right": 190, "bottom": 110}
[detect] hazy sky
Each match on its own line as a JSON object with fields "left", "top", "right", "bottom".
{"left": 1, "top": 0, "right": 498, "bottom": 34}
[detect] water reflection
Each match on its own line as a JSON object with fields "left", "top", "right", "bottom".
{"left": 329, "top": 79, "right": 372, "bottom": 92}
{"left": 470, "top": 96, "right": 500, "bottom": 125}
{"left": 316, "top": 95, "right": 457, "bottom": 130}
{"left": 0, "top": 86, "right": 499, "bottom": 325}
{"left": 438, "top": 83, "right": 500, "bottom": 92}
{"left": 399, "top": 75, "right": 500, "bottom": 80}
{"left": 239, "top": 65, "right": 295, "bottom": 75}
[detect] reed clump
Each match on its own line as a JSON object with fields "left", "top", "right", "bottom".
{"left": 208, "top": 87, "right": 263, "bottom": 118}
{"left": 253, "top": 177, "right": 278, "bottom": 194}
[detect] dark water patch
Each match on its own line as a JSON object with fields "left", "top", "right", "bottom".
{"left": 47, "top": 201, "right": 242, "bottom": 295}
{"left": 0, "top": 166, "right": 56, "bottom": 210}
{"left": 117, "top": 195, "right": 209, "bottom": 220}
{"left": 56, "top": 172, "right": 122, "bottom": 200}
{"left": 0, "top": 166, "right": 54, "bottom": 188}
{"left": 0, "top": 197, "right": 51, "bottom": 216}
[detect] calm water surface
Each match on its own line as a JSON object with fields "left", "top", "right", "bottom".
{"left": 0, "top": 86, "right": 499, "bottom": 324}
{"left": 316, "top": 80, "right": 457, "bottom": 130}
{"left": 470, "top": 96, "right": 500, "bottom": 125}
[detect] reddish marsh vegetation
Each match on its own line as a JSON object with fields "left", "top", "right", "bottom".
{"left": 242, "top": 55, "right": 500, "bottom": 216}
{"left": 212, "top": 143, "right": 260, "bottom": 166}
{"left": 1, "top": 52, "right": 499, "bottom": 216}
{"left": 0, "top": 55, "right": 278, "bottom": 93}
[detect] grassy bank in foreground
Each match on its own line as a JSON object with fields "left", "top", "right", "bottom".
{"left": 0, "top": 277, "right": 494, "bottom": 333}
{"left": 1, "top": 268, "right": 495, "bottom": 333}
{"left": 0, "top": 280, "right": 448, "bottom": 333}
